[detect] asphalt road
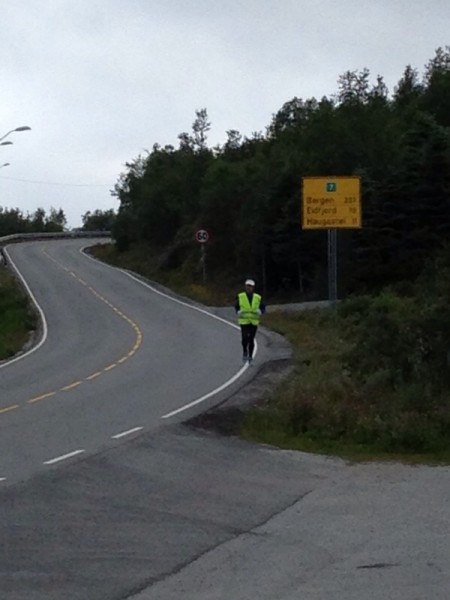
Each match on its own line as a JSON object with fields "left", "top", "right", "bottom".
{"left": 1, "top": 239, "right": 449, "bottom": 600}
{"left": 0, "top": 239, "right": 263, "bottom": 483}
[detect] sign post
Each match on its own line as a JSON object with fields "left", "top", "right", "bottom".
{"left": 195, "top": 229, "right": 209, "bottom": 285}
{"left": 302, "top": 177, "right": 361, "bottom": 304}
{"left": 327, "top": 228, "right": 338, "bottom": 304}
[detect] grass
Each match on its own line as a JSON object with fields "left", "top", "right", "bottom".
{"left": 0, "top": 265, "right": 36, "bottom": 360}
{"left": 242, "top": 310, "right": 450, "bottom": 464}
{"left": 241, "top": 425, "right": 450, "bottom": 465}
{"left": 79, "top": 244, "right": 450, "bottom": 463}
{"left": 89, "top": 242, "right": 236, "bottom": 306}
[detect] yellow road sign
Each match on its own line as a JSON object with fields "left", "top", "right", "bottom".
{"left": 302, "top": 176, "right": 361, "bottom": 229}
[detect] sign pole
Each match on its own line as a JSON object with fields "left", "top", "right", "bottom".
{"left": 327, "top": 229, "right": 338, "bottom": 305}
{"left": 200, "top": 243, "right": 207, "bottom": 285}
{"left": 195, "top": 229, "right": 210, "bottom": 285}
{"left": 301, "top": 176, "right": 361, "bottom": 305}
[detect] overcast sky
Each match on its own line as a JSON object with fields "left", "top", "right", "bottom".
{"left": 1, "top": 1, "right": 449, "bottom": 228}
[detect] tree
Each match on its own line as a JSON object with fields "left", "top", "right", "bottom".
{"left": 0, "top": 207, "right": 29, "bottom": 236}
{"left": 354, "top": 112, "right": 450, "bottom": 288}
{"left": 337, "top": 68, "right": 371, "bottom": 105}
{"left": 192, "top": 108, "right": 211, "bottom": 151}
{"left": 44, "top": 207, "right": 67, "bottom": 232}
{"left": 222, "top": 129, "right": 242, "bottom": 155}
{"left": 31, "top": 208, "right": 46, "bottom": 232}
{"left": 0, "top": 206, "right": 66, "bottom": 235}
{"left": 393, "top": 65, "right": 423, "bottom": 109}
{"left": 82, "top": 209, "right": 115, "bottom": 231}
{"left": 107, "top": 49, "right": 450, "bottom": 299}
{"left": 421, "top": 46, "right": 450, "bottom": 127}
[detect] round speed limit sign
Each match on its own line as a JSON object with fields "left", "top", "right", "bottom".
{"left": 195, "top": 229, "right": 209, "bottom": 244}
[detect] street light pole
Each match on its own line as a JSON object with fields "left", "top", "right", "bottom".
{"left": 0, "top": 126, "right": 31, "bottom": 143}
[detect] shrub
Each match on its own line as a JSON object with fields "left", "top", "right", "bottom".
{"left": 0, "top": 267, "right": 35, "bottom": 359}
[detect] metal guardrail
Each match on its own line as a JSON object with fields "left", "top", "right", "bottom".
{"left": 0, "top": 231, "right": 111, "bottom": 245}
{"left": 0, "top": 231, "right": 111, "bottom": 265}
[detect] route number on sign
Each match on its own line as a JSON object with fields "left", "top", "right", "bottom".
{"left": 302, "top": 176, "right": 361, "bottom": 229}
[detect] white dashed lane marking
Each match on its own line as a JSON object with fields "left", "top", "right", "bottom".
{"left": 112, "top": 427, "right": 143, "bottom": 439}
{"left": 43, "top": 449, "right": 85, "bottom": 465}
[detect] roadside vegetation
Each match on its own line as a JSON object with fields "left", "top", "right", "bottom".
{"left": 90, "top": 242, "right": 238, "bottom": 307}
{"left": 108, "top": 48, "right": 450, "bottom": 304}
{"left": 9, "top": 238, "right": 450, "bottom": 461}
{"left": 0, "top": 265, "right": 36, "bottom": 360}
{"left": 240, "top": 249, "right": 450, "bottom": 462}
{"left": 243, "top": 303, "right": 450, "bottom": 463}
{"left": 88, "top": 243, "right": 450, "bottom": 463}
{"left": 2, "top": 47, "right": 450, "bottom": 461}
{"left": 0, "top": 206, "right": 66, "bottom": 236}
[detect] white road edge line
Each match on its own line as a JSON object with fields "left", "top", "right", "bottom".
{"left": 43, "top": 449, "right": 85, "bottom": 465}
{"left": 81, "top": 244, "right": 244, "bottom": 329}
{"left": 0, "top": 245, "right": 49, "bottom": 369}
{"left": 0, "top": 478, "right": 6, "bottom": 482}
{"left": 119, "top": 270, "right": 257, "bottom": 418}
{"left": 112, "top": 427, "right": 143, "bottom": 439}
{"left": 81, "top": 245, "right": 257, "bottom": 418}
{"left": 161, "top": 363, "right": 248, "bottom": 419}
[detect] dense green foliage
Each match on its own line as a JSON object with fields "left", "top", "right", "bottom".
{"left": 81, "top": 209, "right": 116, "bottom": 231}
{"left": 0, "top": 206, "right": 67, "bottom": 236}
{"left": 111, "top": 48, "right": 450, "bottom": 300}
{"left": 243, "top": 246, "right": 450, "bottom": 457}
{"left": 0, "top": 266, "right": 36, "bottom": 359}
{"left": 3, "top": 49, "right": 450, "bottom": 459}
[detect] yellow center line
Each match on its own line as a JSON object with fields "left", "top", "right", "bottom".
{"left": 60, "top": 381, "right": 83, "bottom": 392}
{"left": 28, "top": 391, "right": 57, "bottom": 404}
{"left": 2, "top": 247, "right": 145, "bottom": 414}
{"left": 86, "top": 371, "right": 102, "bottom": 381}
{"left": 0, "top": 404, "right": 19, "bottom": 414}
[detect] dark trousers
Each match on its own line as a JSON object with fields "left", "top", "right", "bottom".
{"left": 240, "top": 324, "right": 258, "bottom": 358}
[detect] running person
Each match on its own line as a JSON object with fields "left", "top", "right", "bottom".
{"left": 235, "top": 279, "right": 265, "bottom": 363}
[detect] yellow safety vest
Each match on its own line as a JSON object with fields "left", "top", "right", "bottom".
{"left": 238, "top": 292, "right": 262, "bottom": 325}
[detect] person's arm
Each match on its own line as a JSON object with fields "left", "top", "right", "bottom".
{"left": 235, "top": 296, "right": 241, "bottom": 313}
{"left": 259, "top": 300, "right": 266, "bottom": 314}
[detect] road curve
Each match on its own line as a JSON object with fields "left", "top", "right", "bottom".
{"left": 0, "top": 239, "right": 252, "bottom": 483}
{"left": 3, "top": 241, "right": 448, "bottom": 600}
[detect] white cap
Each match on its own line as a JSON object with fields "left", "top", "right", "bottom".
{"left": 245, "top": 279, "right": 255, "bottom": 287}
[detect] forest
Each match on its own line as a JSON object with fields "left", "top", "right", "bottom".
{"left": 2, "top": 48, "right": 450, "bottom": 454}
{"left": 110, "top": 47, "right": 450, "bottom": 301}
{"left": 0, "top": 206, "right": 66, "bottom": 236}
